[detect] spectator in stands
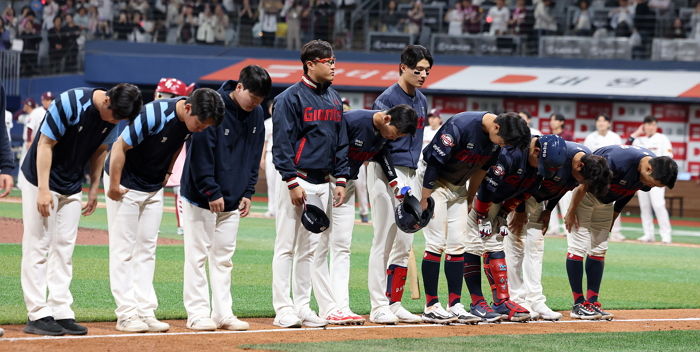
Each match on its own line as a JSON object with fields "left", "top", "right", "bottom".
{"left": 487, "top": 0, "right": 510, "bottom": 35}
{"left": 463, "top": 0, "right": 482, "bottom": 34}
{"left": 2, "top": 7, "right": 17, "bottom": 39}
{"left": 691, "top": 2, "right": 700, "bottom": 40}
{"left": 18, "top": 10, "right": 40, "bottom": 75}
{"left": 239, "top": 0, "right": 256, "bottom": 46}
{"left": 130, "top": 11, "right": 150, "bottom": 42}
{"left": 61, "top": 0, "right": 76, "bottom": 16}
{"left": 534, "top": 0, "right": 557, "bottom": 35}
{"left": 113, "top": 10, "right": 133, "bottom": 40}
{"left": 549, "top": 113, "right": 573, "bottom": 141}
{"left": 572, "top": 0, "right": 593, "bottom": 36}
{"left": 609, "top": 0, "right": 635, "bottom": 36}
{"left": 510, "top": 0, "right": 529, "bottom": 35}
{"left": 314, "top": 0, "right": 335, "bottom": 42}
{"left": 259, "top": 0, "right": 279, "bottom": 47}
{"left": 74, "top": 6, "right": 90, "bottom": 30}
{"left": 177, "top": 4, "right": 196, "bottom": 43}
{"left": 285, "top": 0, "right": 303, "bottom": 50}
{"left": 0, "top": 17, "right": 10, "bottom": 50}
{"left": 383, "top": 0, "right": 402, "bottom": 33}
{"left": 42, "top": 0, "right": 60, "bottom": 30}
{"left": 213, "top": 4, "right": 229, "bottom": 45}
{"left": 64, "top": 14, "right": 81, "bottom": 69}
{"left": 406, "top": 0, "right": 424, "bottom": 36}
{"left": 130, "top": 0, "right": 150, "bottom": 15}
{"left": 519, "top": 111, "right": 542, "bottom": 135}
{"left": 196, "top": 4, "right": 216, "bottom": 44}
{"left": 445, "top": 2, "right": 464, "bottom": 35}
{"left": 48, "top": 16, "right": 65, "bottom": 72}
{"left": 633, "top": 0, "right": 655, "bottom": 58}
{"left": 669, "top": 17, "right": 686, "bottom": 38}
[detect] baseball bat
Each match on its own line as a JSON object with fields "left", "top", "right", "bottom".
{"left": 408, "top": 248, "right": 421, "bottom": 299}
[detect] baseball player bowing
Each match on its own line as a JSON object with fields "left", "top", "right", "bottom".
{"left": 312, "top": 105, "right": 418, "bottom": 325}
{"left": 105, "top": 88, "right": 224, "bottom": 333}
{"left": 271, "top": 40, "right": 349, "bottom": 329}
{"left": 564, "top": 145, "right": 677, "bottom": 320}
{"left": 180, "top": 66, "right": 271, "bottom": 331}
{"left": 467, "top": 133, "right": 566, "bottom": 322}
{"left": 367, "top": 45, "right": 432, "bottom": 325}
{"left": 20, "top": 84, "right": 143, "bottom": 336}
{"left": 504, "top": 141, "right": 612, "bottom": 321}
{"left": 417, "top": 111, "right": 530, "bottom": 324}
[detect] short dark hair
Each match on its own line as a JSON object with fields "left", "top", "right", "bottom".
{"left": 239, "top": 65, "right": 272, "bottom": 98}
{"left": 386, "top": 104, "right": 418, "bottom": 135}
{"left": 300, "top": 40, "right": 334, "bottom": 74}
{"left": 187, "top": 88, "right": 225, "bottom": 126}
{"left": 519, "top": 110, "right": 532, "bottom": 120}
{"left": 644, "top": 116, "right": 658, "bottom": 124}
{"left": 106, "top": 83, "right": 143, "bottom": 121}
{"left": 551, "top": 113, "right": 566, "bottom": 122}
{"left": 495, "top": 112, "right": 531, "bottom": 149}
{"left": 580, "top": 154, "right": 612, "bottom": 198}
{"left": 399, "top": 45, "right": 433, "bottom": 75}
{"left": 596, "top": 114, "right": 611, "bottom": 122}
{"left": 650, "top": 156, "right": 678, "bottom": 189}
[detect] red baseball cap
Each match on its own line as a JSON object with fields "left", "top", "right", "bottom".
{"left": 23, "top": 98, "right": 37, "bottom": 108}
{"left": 41, "top": 91, "right": 54, "bottom": 101}
{"left": 156, "top": 78, "right": 195, "bottom": 96}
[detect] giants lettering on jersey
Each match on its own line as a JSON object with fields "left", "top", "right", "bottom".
{"left": 454, "top": 150, "right": 492, "bottom": 164}
{"left": 303, "top": 107, "right": 342, "bottom": 122}
{"left": 609, "top": 183, "right": 637, "bottom": 197}
{"left": 349, "top": 148, "right": 378, "bottom": 161}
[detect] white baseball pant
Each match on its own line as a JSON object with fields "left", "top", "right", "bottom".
{"left": 264, "top": 151, "right": 280, "bottom": 216}
{"left": 567, "top": 192, "right": 614, "bottom": 258}
{"left": 421, "top": 178, "right": 468, "bottom": 256}
{"left": 503, "top": 197, "right": 548, "bottom": 307}
{"left": 103, "top": 173, "right": 163, "bottom": 321}
{"left": 637, "top": 188, "right": 672, "bottom": 242}
{"left": 182, "top": 200, "right": 241, "bottom": 324}
{"left": 355, "top": 164, "right": 370, "bottom": 217}
{"left": 312, "top": 179, "right": 356, "bottom": 317}
{"left": 173, "top": 186, "right": 184, "bottom": 228}
{"left": 272, "top": 178, "right": 329, "bottom": 315}
{"left": 366, "top": 163, "right": 420, "bottom": 310}
{"left": 465, "top": 204, "right": 507, "bottom": 256}
{"left": 19, "top": 173, "right": 81, "bottom": 321}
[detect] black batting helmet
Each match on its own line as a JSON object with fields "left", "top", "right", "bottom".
{"left": 394, "top": 195, "right": 423, "bottom": 233}
{"left": 301, "top": 203, "right": 330, "bottom": 234}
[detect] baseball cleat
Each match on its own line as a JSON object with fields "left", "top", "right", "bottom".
{"left": 325, "top": 309, "right": 356, "bottom": 325}
{"left": 390, "top": 302, "right": 422, "bottom": 324}
{"left": 297, "top": 307, "right": 328, "bottom": 328}
{"left": 340, "top": 308, "right": 366, "bottom": 325}
{"left": 570, "top": 302, "right": 602, "bottom": 320}
{"left": 470, "top": 300, "right": 502, "bottom": 323}
{"left": 448, "top": 303, "right": 481, "bottom": 325}
{"left": 56, "top": 319, "right": 88, "bottom": 335}
{"left": 492, "top": 300, "right": 531, "bottom": 322}
{"left": 24, "top": 316, "right": 66, "bottom": 336}
{"left": 218, "top": 316, "right": 249, "bottom": 331}
{"left": 117, "top": 315, "right": 149, "bottom": 333}
{"left": 589, "top": 302, "right": 614, "bottom": 320}
{"left": 369, "top": 306, "right": 399, "bottom": 325}
{"left": 531, "top": 303, "right": 562, "bottom": 321}
{"left": 421, "top": 303, "right": 458, "bottom": 324}
{"left": 186, "top": 317, "right": 217, "bottom": 331}
{"left": 273, "top": 310, "right": 302, "bottom": 328}
{"left": 140, "top": 316, "right": 170, "bottom": 332}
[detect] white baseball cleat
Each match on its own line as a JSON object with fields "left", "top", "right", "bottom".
{"left": 422, "top": 303, "right": 457, "bottom": 324}
{"left": 116, "top": 315, "right": 149, "bottom": 333}
{"left": 531, "top": 302, "right": 562, "bottom": 321}
{"left": 140, "top": 316, "right": 170, "bottom": 332}
{"left": 273, "top": 309, "right": 302, "bottom": 328}
{"left": 218, "top": 316, "right": 250, "bottom": 331}
{"left": 297, "top": 307, "right": 328, "bottom": 328}
{"left": 390, "top": 302, "right": 422, "bottom": 324}
{"left": 369, "top": 306, "right": 399, "bottom": 325}
{"left": 186, "top": 317, "right": 217, "bottom": 331}
{"left": 448, "top": 303, "right": 481, "bottom": 324}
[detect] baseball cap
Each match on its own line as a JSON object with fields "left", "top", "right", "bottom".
{"left": 41, "top": 91, "right": 54, "bottom": 101}
{"left": 428, "top": 108, "right": 441, "bottom": 117}
{"left": 23, "top": 98, "right": 37, "bottom": 108}
{"left": 537, "top": 135, "right": 566, "bottom": 178}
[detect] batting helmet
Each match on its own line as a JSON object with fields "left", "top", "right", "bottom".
{"left": 301, "top": 203, "right": 330, "bottom": 234}
{"left": 394, "top": 195, "right": 423, "bottom": 233}
{"left": 156, "top": 78, "right": 195, "bottom": 97}
{"left": 418, "top": 196, "right": 435, "bottom": 227}
{"left": 537, "top": 134, "right": 567, "bottom": 178}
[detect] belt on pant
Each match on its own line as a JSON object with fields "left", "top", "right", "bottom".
{"left": 296, "top": 169, "right": 330, "bottom": 184}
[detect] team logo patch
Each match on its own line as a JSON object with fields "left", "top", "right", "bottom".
{"left": 493, "top": 165, "right": 505, "bottom": 176}
{"left": 354, "top": 139, "right": 364, "bottom": 147}
{"left": 252, "top": 126, "right": 257, "bottom": 134}
{"left": 441, "top": 134, "right": 455, "bottom": 147}
{"left": 224, "top": 129, "right": 230, "bottom": 136}
{"left": 554, "top": 176, "right": 561, "bottom": 181}
{"left": 517, "top": 168, "right": 523, "bottom": 175}
{"left": 466, "top": 143, "right": 474, "bottom": 149}
{"left": 620, "top": 180, "right": 627, "bottom": 185}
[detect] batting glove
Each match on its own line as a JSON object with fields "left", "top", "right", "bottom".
{"left": 495, "top": 212, "right": 510, "bottom": 237}
{"left": 390, "top": 180, "right": 411, "bottom": 201}
{"left": 476, "top": 211, "right": 493, "bottom": 239}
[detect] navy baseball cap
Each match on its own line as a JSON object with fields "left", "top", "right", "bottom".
{"left": 537, "top": 134, "right": 566, "bottom": 178}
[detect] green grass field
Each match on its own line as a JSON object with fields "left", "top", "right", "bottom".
{"left": 0, "top": 196, "right": 699, "bottom": 325}
{"left": 245, "top": 331, "right": 700, "bottom": 352}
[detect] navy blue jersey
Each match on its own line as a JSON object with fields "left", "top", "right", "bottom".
{"left": 373, "top": 83, "right": 427, "bottom": 169}
{"left": 22, "top": 88, "right": 119, "bottom": 195}
{"left": 344, "top": 109, "right": 389, "bottom": 180}
{"left": 0, "top": 83, "right": 13, "bottom": 173}
{"left": 422, "top": 111, "right": 500, "bottom": 189}
{"left": 106, "top": 97, "right": 190, "bottom": 192}
{"left": 594, "top": 145, "right": 654, "bottom": 212}
{"left": 477, "top": 146, "right": 540, "bottom": 206}
{"left": 272, "top": 76, "right": 349, "bottom": 183}
{"left": 532, "top": 142, "right": 591, "bottom": 210}
{"left": 181, "top": 80, "right": 265, "bottom": 212}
